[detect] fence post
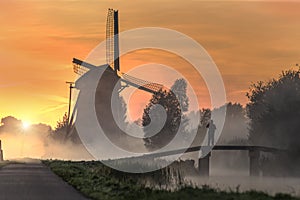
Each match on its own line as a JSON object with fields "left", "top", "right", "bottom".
{"left": 198, "top": 152, "right": 211, "bottom": 177}
{"left": 0, "top": 140, "right": 3, "bottom": 162}
{"left": 249, "top": 149, "right": 260, "bottom": 176}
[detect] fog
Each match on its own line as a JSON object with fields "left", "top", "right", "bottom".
{"left": 1, "top": 102, "right": 300, "bottom": 196}
{"left": 183, "top": 149, "right": 300, "bottom": 196}
{"left": 0, "top": 116, "right": 92, "bottom": 160}
{"left": 189, "top": 176, "right": 300, "bottom": 196}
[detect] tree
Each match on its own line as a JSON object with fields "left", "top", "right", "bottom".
{"left": 55, "top": 112, "right": 68, "bottom": 131}
{"left": 217, "top": 102, "right": 248, "bottom": 144}
{"left": 191, "top": 108, "right": 211, "bottom": 146}
{"left": 0, "top": 116, "right": 23, "bottom": 134}
{"left": 171, "top": 79, "right": 189, "bottom": 112}
{"left": 51, "top": 112, "right": 68, "bottom": 142}
{"left": 143, "top": 79, "right": 189, "bottom": 150}
{"left": 246, "top": 68, "right": 300, "bottom": 175}
{"left": 247, "top": 69, "right": 300, "bottom": 149}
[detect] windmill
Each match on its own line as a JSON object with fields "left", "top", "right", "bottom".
{"left": 72, "top": 9, "right": 163, "bottom": 94}
{"left": 67, "top": 9, "right": 164, "bottom": 144}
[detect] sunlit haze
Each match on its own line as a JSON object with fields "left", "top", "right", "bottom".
{"left": 22, "top": 121, "right": 30, "bottom": 130}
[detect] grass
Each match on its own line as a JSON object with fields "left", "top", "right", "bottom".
{"left": 43, "top": 160, "right": 300, "bottom": 200}
{"left": 0, "top": 161, "right": 10, "bottom": 168}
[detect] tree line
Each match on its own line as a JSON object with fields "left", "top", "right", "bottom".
{"left": 51, "top": 67, "right": 300, "bottom": 176}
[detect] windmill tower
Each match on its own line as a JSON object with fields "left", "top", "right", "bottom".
{"left": 69, "top": 9, "right": 164, "bottom": 150}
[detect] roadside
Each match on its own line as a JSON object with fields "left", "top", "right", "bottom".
{"left": 0, "top": 161, "right": 89, "bottom": 200}
{"left": 44, "top": 160, "right": 300, "bottom": 200}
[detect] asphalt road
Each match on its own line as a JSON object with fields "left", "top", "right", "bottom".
{"left": 0, "top": 162, "right": 89, "bottom": 200}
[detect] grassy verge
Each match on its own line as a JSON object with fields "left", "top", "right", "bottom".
{"left": 43, "top": 160, "right": 299, "bottom": 200}
{"left": 0, "top": 161, "right": 10, "bottom": 168}
{"left": 0, "top": 160, "right": 29, "bottom": 168}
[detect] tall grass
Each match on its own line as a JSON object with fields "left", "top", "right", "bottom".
{"left": 43, "top": 160, "right": 300, "bottom": 200}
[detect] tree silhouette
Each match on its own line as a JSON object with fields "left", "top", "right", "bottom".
{"left": 171, "top": 79, "right": 189, "bottom": 112}
{"left": 217, "top": 102, "right": 248, "bottom": 144}
{"left": 190, "top": 108, "right": 211, "bottom": 146}
{"left": 51, "top": 112, "right": 68, "bottom": 142}
{"left": 0, "top": 116, "right": 23, "bottom": 134}
{"left": 247, "top": 69, "right": 300, "bottom": 149}
{"left": 191, "top": 103, "right": 248, "bottom": 146}
{"left": 143, "top": 79, "right": 189, "bottom": 150}
{"left": 55, "top": 112, "right": 68, "bottom": 131}
{"left": 246, "top": 68, "right": 300, "bottom": 175}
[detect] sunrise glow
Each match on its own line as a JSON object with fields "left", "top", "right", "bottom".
{"left": 22, "top": 121, "right": 30, "bottom": 130}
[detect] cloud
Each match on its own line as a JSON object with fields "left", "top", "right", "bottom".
{"left": 39, "top": 104, "right": 68, "bottom": 114}
{"left": 37, "top": 95, "right": 69, "bottom": 103}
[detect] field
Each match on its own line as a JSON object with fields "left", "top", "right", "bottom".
{"left": 43, "top": 160, "right": 299, "bottom": 200}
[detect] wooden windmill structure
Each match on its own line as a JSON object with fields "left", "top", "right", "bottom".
{"left": 67, "top": 9, "right": 164, "bottom": 145}
{"left": 72, "top": 9, "right": 163, "bottom": 94}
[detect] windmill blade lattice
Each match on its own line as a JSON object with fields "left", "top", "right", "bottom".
{"left": 73, "top": 58, "right": 98, "bottom": 76}
{"left": 72, "top": 58, "right": 163, "bottom": 94}
{"left": 121, "top": 73, "right": 163, "bottom": 94}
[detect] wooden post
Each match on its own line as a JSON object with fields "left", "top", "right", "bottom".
{"left": 198, "top": 152, "right": 211, "bottom": 177}
{"left": 249, "top": 149, "right": 260, "bottom": 176}
{"left": 65, "top": 81, "right": 74, "bottom": 138}
{"left": 0, "top": 140, "right": 3, "bottom": 162}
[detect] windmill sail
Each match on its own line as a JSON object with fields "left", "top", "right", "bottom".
{"left": 106, "top": 8, "right": 120, "bottom": 72}
{"left": 72, "top": 58, "right": 163, "bottom": 94}
{"left": 121, "top": 73, "right": 163, "bottom": 94}
{"left": 72, "top": 8, "right": 163, "bottom": 94}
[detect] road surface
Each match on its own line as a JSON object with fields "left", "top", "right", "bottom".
{"left": 0, "top": 162, "right": 89, "bottom": 200}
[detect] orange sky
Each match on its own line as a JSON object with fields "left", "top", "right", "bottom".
{"left": 1, "top": 0, "right": 300, "bottom": 127}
